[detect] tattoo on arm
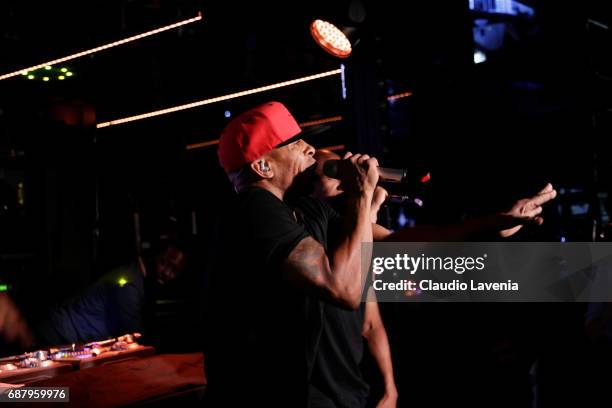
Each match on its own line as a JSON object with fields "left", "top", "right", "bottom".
{"left": 287, "top": 237, "right": 328, "bottom": 282}
{"left": 284, "top": 236, "right": 361, "bottom": 309}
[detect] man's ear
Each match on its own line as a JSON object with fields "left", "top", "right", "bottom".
{"left": 251, "top": 159, "right": 274, "bottom": 179}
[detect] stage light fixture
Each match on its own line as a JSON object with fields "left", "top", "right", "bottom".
{"left": 310, "top": 19, "right": 353, "bottom": 58}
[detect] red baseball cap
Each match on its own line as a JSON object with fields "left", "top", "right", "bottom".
{"left": 218, "top": 101, "right": 302, "bottom": 173}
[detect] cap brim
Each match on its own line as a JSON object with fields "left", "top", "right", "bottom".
{"left": 275, "top": 124, "right": 332, "bottom": 148}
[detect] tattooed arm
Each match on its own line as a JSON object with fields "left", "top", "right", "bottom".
{"left": 281, "top": 154, "right": 377, "bottom": 309}
{"left": 281, "top": 193, "right": 373, "bottom": 310}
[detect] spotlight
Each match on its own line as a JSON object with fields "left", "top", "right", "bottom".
{"left": 309, "top": 0, "right": 366, "bottom": 59}
{"left": 310, "top": 19, "right": 353, "bottom": 58}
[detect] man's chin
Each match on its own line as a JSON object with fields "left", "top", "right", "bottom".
{"left": 303, "top": 162, "right": 317, "bottom": 174}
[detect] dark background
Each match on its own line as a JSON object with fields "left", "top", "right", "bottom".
{"left": 2, "top": 1, "right": 612, "bottom": 406}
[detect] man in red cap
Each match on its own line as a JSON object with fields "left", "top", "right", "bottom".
{"left": 207, "top": 101, "right": 380, "bottom": 407}
{"left": 206, "top": 101, "right": 557, "bottom": 407}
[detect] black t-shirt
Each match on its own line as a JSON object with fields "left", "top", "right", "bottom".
{"left": 206, "top": 188, "right": 366, "bottom": 407}
{"left": 295, "top": 197, "right": 370, "bottom": 408}
{"left": 206, "top": 188, "right": 311, "bottom": 406}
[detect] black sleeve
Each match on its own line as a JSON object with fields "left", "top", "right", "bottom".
{"left": 320, "top": 198, "right": 344, "bottom": 250}
{"left": 243, "top": 190, "right": 310, "bottom": 267}
{"left": 321, "top": 199, "right": 342, "bottom": 226}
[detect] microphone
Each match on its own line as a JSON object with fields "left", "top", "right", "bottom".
{"left": 322, "top": 159, "right": 408, "bottom": 183}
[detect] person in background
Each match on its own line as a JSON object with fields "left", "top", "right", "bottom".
{"left": 36, "top": 240, "right": 186, "bottom": 345}
{"left": 296, "top": 149, "right": 397, "bottom": 408}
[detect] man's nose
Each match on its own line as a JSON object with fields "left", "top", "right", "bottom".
{"left": 304, "top": 142, "right": 315, "bottom": 157}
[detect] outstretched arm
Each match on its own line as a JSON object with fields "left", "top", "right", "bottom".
{"left": 374, "top": 183, "right": 557, "bottom": 242}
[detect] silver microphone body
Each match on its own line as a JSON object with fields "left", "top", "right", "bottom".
{"left": 322, "top": 159, "right": 407, "bottom": 183}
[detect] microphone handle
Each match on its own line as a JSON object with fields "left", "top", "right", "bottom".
{"left": 378, "top": 167, "right": 406, "bottom": 183}
{"left": 322, "top": 160, "right": 407, "bottom": 183}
